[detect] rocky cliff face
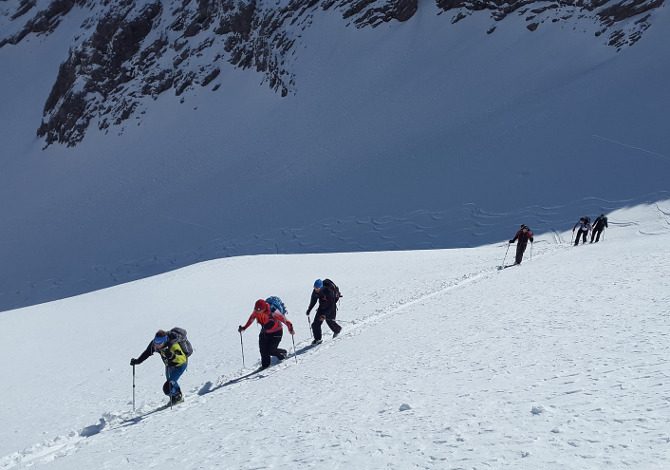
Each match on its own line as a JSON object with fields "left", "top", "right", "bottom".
{"left": 0, "top": 0, "right": 663, "bottom": 147}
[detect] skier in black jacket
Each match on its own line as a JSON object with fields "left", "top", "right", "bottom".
{"left": 306, "top": 279, "right": 341, "bottom": 344}
{"left": 591, "top": 214, "right": 608, "bottom": 243}
{"left": 509, "top": 225, "right": 534, "bottom": 265}
{"left": 572, "top": 217, "right": 591, "bottom": 246}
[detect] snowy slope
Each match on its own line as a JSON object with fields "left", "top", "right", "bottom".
{"left": 0, "top": 2, "right": 669, "bottom": 312}
{"left": 2, "top": 201, "right": 669, "bottom": 469}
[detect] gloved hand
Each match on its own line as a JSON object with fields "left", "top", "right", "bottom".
{"left": 130, "top": 358, "right": 137, "bottom": 366}
{"left": 288, "top": 326, "right": 295, "bottom": 335}
{"left": 509, "top": 240, "right": 514, "bottom": 244}
{"left": 305, "top": 309, "right": 311, "bottom": 316}
{"left": 238, "top": 325, "right": 244, "bottom": 333}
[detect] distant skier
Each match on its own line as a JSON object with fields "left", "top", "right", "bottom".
{"left": 306, "top": 279, "right": 342, "bottom": 344}
{"left": 572, "top": 217, "right": 591, "bottom": 246}
{"left": 591, "top": 214, "right": 608, "bottom": 243}
{"left": 238, "top": 299, "right": 294, "bottom": 370}
{"left": 130, "top": 329, "right": 190, "bottom": 406}
{"left": 509, "top": 224, "right": 534, "bottom": 265}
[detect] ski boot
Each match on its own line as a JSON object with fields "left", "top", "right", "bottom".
{"left": 168, "top": 392, "right": 184, "bottom": 406}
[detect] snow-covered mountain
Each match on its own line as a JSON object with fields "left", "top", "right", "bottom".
{"left": 0, "top": 0, "right": 661, "bottom": 146}
{"left": 0, "top": 0, "right": 669, "bottom": 311}
{"left": 2, "top": 202, "right": 669, "bottom": 469}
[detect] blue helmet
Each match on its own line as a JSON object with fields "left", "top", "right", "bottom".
{"left": 153, "top": 334, "right": 168, "bottom": 345}
{"left": 313, "top": 279, "right": 323, "bottom": 289}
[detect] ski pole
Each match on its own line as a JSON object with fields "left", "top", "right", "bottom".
{"left": 132, "top": 364, "right": 136, "bottom": 412}
{"left": 291, "top": 333, "right": 298, "bottom": 363}
{"left": 168, "top": 368, "right": 173, "bottom": 410}
{"left": 307, "top": 314, "right": 313, "bottom": 339}
{"left": 530, "top": 242, "right": 533, "bottom": 260}
{"left": 239, "top": 331, "right": 245, "bottom": 368}
{"left": 500, "top": 243, "right": 511, "bottom": 268}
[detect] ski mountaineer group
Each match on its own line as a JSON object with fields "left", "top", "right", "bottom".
{"left": 130, "top": 278, "right": 342, "bottom": 406}
{"left": 571, "top": 214, "right": 609, "bottom": 246}
{"left": 131, "top": 214, "right": 609, "bottom": 407}
{"left": 506, "top": 213, "right": 609, "bottom": 266}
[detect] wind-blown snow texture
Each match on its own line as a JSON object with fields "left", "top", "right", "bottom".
{"left": 2, "top": 202, "right": 669, "bottom": 469}
{"left": 0, "top": 0, "right": 669, "bottom": 312}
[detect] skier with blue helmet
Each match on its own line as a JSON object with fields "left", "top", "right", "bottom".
{"left": 306, "top": 279, "right": 342, "bottom": 344}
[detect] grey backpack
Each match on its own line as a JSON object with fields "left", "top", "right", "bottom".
{"left": 170, "top": 327, "right": 193, "bottom": 357}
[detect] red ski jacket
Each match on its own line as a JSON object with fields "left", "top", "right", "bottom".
{"left": 241, "top": 300, "right": 294, "bottom": 335}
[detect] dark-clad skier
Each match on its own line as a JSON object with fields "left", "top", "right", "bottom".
{"left": 591, "top": 214, "right": 608, "bottom": 243}
{"left": 306, "top": 279, "right": 342, "bottom": 344}
{"left": 572, "top": 217, "right": 591, "bottom": 246}
{"left": 509, "top": 224, "right": 534, "bottom": 265}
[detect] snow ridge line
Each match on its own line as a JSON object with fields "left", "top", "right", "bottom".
{"left": 0, "top": 242, "right": 569, "bottom": 469}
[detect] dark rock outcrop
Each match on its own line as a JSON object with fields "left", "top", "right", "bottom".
{"left": 0, "top": 0, "right": 664, "bottom": 146}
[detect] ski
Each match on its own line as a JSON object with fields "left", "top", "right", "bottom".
{"left": 497, "top": 264, "right": 517, "bottom": 270}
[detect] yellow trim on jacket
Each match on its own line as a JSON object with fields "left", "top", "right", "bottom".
{"left": 159, "top": 342, "right": 187, "bottom": 367}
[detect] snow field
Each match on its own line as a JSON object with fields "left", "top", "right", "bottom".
{"left": 2, "top": 202, "right": 669, "bottom": 468}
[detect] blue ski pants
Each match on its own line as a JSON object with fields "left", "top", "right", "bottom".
{"left": 165, "top": 363, "right": 187, "bottom": 396}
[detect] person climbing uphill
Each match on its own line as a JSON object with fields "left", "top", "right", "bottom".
{"left": 509, "top": 224, "right": 534, "bottom": 265}
{"left": 239, "top": 299, "right": 294, "bottom": 369}
{"left": 131, "top": 328, "right": 191, "bottom": 406}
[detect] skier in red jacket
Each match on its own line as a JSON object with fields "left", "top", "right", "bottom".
{"left": 239, "top": 299, "right": 294, "bottom": 369}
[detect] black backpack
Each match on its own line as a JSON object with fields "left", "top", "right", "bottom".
{"left": 170, "top": 327, "right": 193, "bottom": 357}
{"left": 323, "top": 279, "right": 342, "bottom": 303}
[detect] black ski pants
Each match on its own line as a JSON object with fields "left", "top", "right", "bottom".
{"left": 574, "top": 229, "right": 588, "bottom": 245}
{"left": 312, "top": 310, "right": 341, "bottom": 342}
{"left": 591, "top": 227, "right": 604, "bottom": 243}
{"left": 258, "top": 331, "right": 286, "bottom": 369}
{"left": 515, "top": 242, "right": 528, "bottom": 265}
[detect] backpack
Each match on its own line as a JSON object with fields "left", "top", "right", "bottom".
{"left": 170, "top": 327, "right": 193, "bottom": 357}
{"left": 265, "top": 296, "right": 287, "bottom": 315}
{"left": 323, "top": 279, "right": 342, "bottom": 303}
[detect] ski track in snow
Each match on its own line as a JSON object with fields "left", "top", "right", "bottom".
{"left": 2, "top": 202, "right": 670, "bottom": 469}
{"left": 0, "top": 242, "right": 569, "bottom": 469}
{"left": 0, "top": 234, "right": 628, "bottom": 469}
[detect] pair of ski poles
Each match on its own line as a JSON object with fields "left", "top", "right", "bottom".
{"left": 239, "top": 329, "right": 298, "bottom": 367}
{"left": 500, "top": 241, "right": 532, "bottom": 267}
